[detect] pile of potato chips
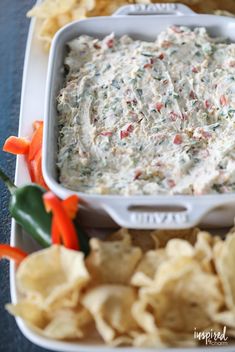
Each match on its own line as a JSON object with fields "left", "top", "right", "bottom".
{"left": 27, "top": 0, "right": 95, "bottom": 50}
{"left": 27, "top": 0, "right": 235, "bottom": 51}
{"left": 7, "top": 227, "right": 235, "bottom": 347}
{"left": 27, "top": 0, "right": 151, "bottom": 50}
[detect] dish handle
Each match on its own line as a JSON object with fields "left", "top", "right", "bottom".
{"left": 102, "top": 199, "right": 217, "bottom": 229}
{"left": 112, "top": 3, "right": 196, "bottom": 17}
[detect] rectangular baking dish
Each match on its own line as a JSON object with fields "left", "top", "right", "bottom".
{"left": 43, "top": 3, "right": 235, "bottom": 230}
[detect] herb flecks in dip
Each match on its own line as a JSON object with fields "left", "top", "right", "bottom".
{"left": 57, "top": 27, "right": 235, "bottom": 195}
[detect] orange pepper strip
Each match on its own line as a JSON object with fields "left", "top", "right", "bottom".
{"left": 33, "top": 120, "right": 43, "bottom": 131}
{"left": 52, "top": 195, "right": 79, "bottom": 245}
{"left": 62, "top": 195, "right": 79, "bottom": 219}
{"left": 0, "top": 244, "right": 28, "bottom": 265}
{"left": 43, "top": 192, "right": 80, "bottom": 251}
{"left": 3, "top": 136, "right": 30, "bottom": 155}
{"left": 26, "top": 155, "right": 36, "bottom": 182}
{"left": 31, "top": 149, "right": 48, "bottom": 190}
{"left": 28, "top": 122, "right": 43, "bottom": 161}
{"left": 51, "top": 217, "right": 61, "bottom": 244}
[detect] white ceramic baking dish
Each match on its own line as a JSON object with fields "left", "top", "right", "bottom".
{"left": 43, "top": 3, "right": 235, "bottom": 230}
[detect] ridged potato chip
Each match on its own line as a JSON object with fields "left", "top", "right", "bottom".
{"left": 38, "top": 17, "right": 60, "bottom": 50}
{"left": 213, "top": 310, "right": 235, "bottom": 329}
{"left": 131, "top": 249, "right": 167, "bottom": 286}
{"left": 27, "top": 0, "right": 96, "bottom": 50}
{"left": 128, "top": 229, "right": 156, "bottom": 252}
{"left": 107, "top": 228, "right": 155, "bottom": 252}
{"left": 133, "top": 257, "right": 224, "bottom": 333}
{"left": 105, "top": 228, "right": 131, "bottom": 244}
{"left": 27, "top": 0, "right": 94, "bottom": 18}
{"left": 131, "top": 233, "right": 215, "bottom": 287}
{"left": 165, "top": 239, "right": 195, "bottom": 258}
{"left": 151, "top": 228, "right": 199, "bottom": 248}
{"left": 6, "top": 301, "right": 48, "bottom": 329}
{"left": 194, "top": 231, "right": 216, "bottom": 272}
{"left": 82, "top": 285, "right": 139, "bottom": 343}
{"left": 27, "top": 0, "right": 78, "bottom": 18}
{"left": 133, "top": 330, "right": 197, "bottom": 348}
{"left": 133, "top": 332, "right": 167, "bottom": 348}
{"left": 213, "top": 234, "right": 235, "bottom": 310}
{"left": 86, "top": 236, "right": 142, "bottom": 284}
{"left": 42, "top": 306, "right": 92, "bottom": 339}
{"left": 16, "top": 245, "right": 90, "bottom": 309}
{"left": 7, "top": 302, "right": 92, "bottom": 339}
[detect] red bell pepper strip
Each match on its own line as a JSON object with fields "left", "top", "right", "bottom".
{"left": 26, "top": 155, "right": 36, "bottom": 182}
{"left": 3, "top": 136, "right": 30, "bottom": 155}
{"left": 51, "top": 217, "right": 61, "bottom": 245}
{"left": 2, "top": 121, "right": 48, "bottom": 189}
{"left": 28, "top": 121, "right": 48, "bottom": 189}
{"left": 62, "top": 195, "right": 79, "bottom": 219}
{"left": 43, "top": 192, "right": 80, "bottom": 250}
{"left": 28, "top": 122, "right": 43, "bottom": 161}
{"left": 0, "top": 244, "right": 28, "bottom": 265}
{"left": 51, "top": 195, "right": 79, "bottom": 245}
{"left": 31, "top": 149, "right": 48, "bottom": 190}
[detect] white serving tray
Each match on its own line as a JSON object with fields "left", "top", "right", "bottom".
{"left": 9, "top": 2, "right": 235, "bottom": 351}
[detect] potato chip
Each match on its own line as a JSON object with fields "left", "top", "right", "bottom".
{"left": 107, "top": 228, "right": 155, "bottom": 252}
{"left": 27, "top": 0, "right": 78, "bottom": 18}
{"left": 86, "top": 237, "right": 142, "bottom": 284}
{"left": 157, "top": 329, "right": 197, "bottom": 347}
{"left": 165, "top": 239, "right": 195, "bottom": 258}
{"left": 86, "top": 0, "right": 96, "bottom": 11}
{"left": 213, "top": 233, "right": 235, "bottom": 310}
{"left": 132, "top": 296, "right": 157, "bottom": 334}
{"left": 164, "top": 232, "right": 215, "bottom": 272}
{"left": 213, "top": 310, "right": 235, "bottom": 329}
{"left": 88, "top": 0, "right": 127, "bottom": 16}
{"left": 38, "top": 17, "right": 60, "bottom": 48}
{"left": 82, "top": 285, "right": 138, "bottom": 343}
{"left": 27, "top": 0, "right": 96, "bottom": 50}
{"left": 131, "top": 249, "right": 167, "bottom": 286}
{"left": 6, "top": 301, "right": 48, "bottom": 329}
{"left": 109, "top": 336, "right": 134, "bottom": 347}
{"left": 133, "top": 332, "right": 166, "bottom": 347}
{"left": 16, "top": 245, "right": 90, "bottom": 309}
{"left": 105, "top": 228, "right": 132, "bottom": 244}
{"left": 56, "top": 11, "right": 74, "bottom": 27}
{"left": 7, "top": 302, "right": 92, "bottom": 340}
{"left": 71, "top": 7, "right": 88, "bottom": 20}
{"left": 134, "top": 330, "right": 196, "bottom": 348}
{"left": 133, "top": 257, "right": 224, "bottom": 333}
{"left": 43, "top": 306, "right": 92, "bottom": 339}
{"left": 194, "top": 231, "right": 215, "bottom": 272}
{"left": 128, "top": 229, "right": 156, "bottom": 252}
{"left": 151, "top": 228, "right": 199, "bottom": 248}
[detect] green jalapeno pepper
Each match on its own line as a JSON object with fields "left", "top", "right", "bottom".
{"left": 0, "top": 167, "right": 51, "bottom": 247}
{"left": 0, "top": 167, "right": 90, "bottom": 255}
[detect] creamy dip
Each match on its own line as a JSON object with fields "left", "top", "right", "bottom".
{"left": 57, "top": 26, "right": 235, "bottom": 195}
